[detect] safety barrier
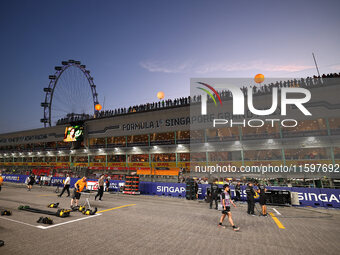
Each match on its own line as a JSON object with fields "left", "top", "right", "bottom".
{"left": 2, "top": 174, "right": 339, "bottom": 208}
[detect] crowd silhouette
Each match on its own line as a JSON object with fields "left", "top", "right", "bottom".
{"left": 56, "top": 73, "right": 340, "bottom": 125}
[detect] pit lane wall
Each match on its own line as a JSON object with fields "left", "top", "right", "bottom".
{"left": 2, "top": 174, "right": 340, "bottom": 208}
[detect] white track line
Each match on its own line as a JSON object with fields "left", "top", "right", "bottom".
{"left": 273, "top": 208, "right": 281, "bottom": 215}
{"left": 0, "top": 214, "right": 102, "bottom": 230}
{"left": 0, "top": 216, "right": 40, "bottom": 228}
{"left": 38, "top": 213, "right": 102, "bottom": 229}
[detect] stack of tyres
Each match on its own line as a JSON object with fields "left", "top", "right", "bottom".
{"left": 186, "top": 178, "right": 196, "bottom": 200}
{"left": 123, "top": 175, "right": 140, "bottom": 195}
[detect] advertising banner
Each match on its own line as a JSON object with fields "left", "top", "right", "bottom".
{"left": 74, "top": 162, "right": 89, "bottom": 167}
{"left": 2, "top": 174, "right": 28, "bottom": 183}
{"left": 129, "top": 162, "right": 150, "bottom": 168}
{"left": 151, "top": 162, "right": 177, "bottom": 168}
{"left": 89, "top": 162, "right": 106, "bottom": 167}
{"left": 2, "top": 175, "right": 339, "bottom": 208}
{"left": 107, "top": 162, "right": 126, "bottom": 167}
{"left": 139, "top": 182, "right": 186, "bottom": 197}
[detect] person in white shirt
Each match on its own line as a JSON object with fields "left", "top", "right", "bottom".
{"left": 58, "top": 174, "right": 71, "bottom": 197}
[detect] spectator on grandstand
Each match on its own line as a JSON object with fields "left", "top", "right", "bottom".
{"left": 56, "top": 73, "right": 340, "bottom": 125}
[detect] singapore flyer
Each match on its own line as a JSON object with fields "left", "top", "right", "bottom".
{"left": 40, "top": 60, "right": 99, "bottom": 127}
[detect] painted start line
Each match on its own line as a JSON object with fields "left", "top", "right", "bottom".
{"left": 0, "top": 204, "right": 136, "bottom": 230}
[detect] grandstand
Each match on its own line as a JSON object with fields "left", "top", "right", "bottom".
{"left": 0, "top": 74, "right": 340, "bottom": 188}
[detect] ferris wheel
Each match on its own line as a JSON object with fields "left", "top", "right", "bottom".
{"left": 41, "top": 60, "right": 99, "bottom": 127}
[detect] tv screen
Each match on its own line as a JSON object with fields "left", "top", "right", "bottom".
{"left": 64, "top": 125, "right": 84, "bottom": 142}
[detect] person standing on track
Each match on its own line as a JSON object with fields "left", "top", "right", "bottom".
{"left": 27, "top": 173, "right": 35, "bottom": 191}
{"left": 95, "top": 175, "right": 105, "bottom": 201}
{"left": 246, "top": 182, "right": 255, "bottom": 215}
{"left": 257, "top": 182, "right": 268, "bottom": 216}
{"left": 105, "top": 176, "right": 110, "bottom": 192}
{"left": 210, "top": 179, "right": 219, "bottom": 209}
{"left": 194, "top": 179, "right": 199, "bottom": 199}
{"left": 58, "top": 174, "right": 71, "bottom": 197}
{"left": 218, "top": 184, "right": 239, "bottom": 231}
{"left": 70, "top": 177, "right": 88, "bottom": 207}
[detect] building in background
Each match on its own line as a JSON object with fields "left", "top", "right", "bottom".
{"left": 1, "top": 76, "right": 340, "bottom": 188}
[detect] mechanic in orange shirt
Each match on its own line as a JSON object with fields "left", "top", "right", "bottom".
{"left": 70, "top": 177, "right": 88, "bottom": 207}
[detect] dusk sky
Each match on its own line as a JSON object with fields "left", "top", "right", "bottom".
{"left": 0, "top": 0, "right": 339, "bottom": 133}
